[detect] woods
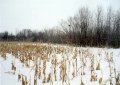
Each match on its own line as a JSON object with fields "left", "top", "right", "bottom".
{"left": 0, "top": 6, "right": 120, "bottom": 48}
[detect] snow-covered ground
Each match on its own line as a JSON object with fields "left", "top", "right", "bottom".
{"left": 0, "top": 43, "right": 120, "bottom": 85}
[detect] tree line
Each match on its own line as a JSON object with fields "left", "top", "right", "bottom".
{"left": 0, "top": 6, "right": 120, "bottom": 48}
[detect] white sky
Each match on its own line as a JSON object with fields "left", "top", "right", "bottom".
{"left": 0, "top": 0, "right": 120, "bottom": 33}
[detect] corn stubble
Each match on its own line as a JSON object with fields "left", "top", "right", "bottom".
{"left": 0, "top": 42, "right": 120, "bottom": 85}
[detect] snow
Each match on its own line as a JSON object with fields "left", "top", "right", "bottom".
{"left": 0, "top": 44, "right": 120, "bottom": 85}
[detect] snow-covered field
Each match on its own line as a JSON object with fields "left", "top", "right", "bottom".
{"left": 0, "top": 42, "right": 120, "bottom": 85}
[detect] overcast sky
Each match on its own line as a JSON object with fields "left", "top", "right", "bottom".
{"left": 0, "top": 0, "right": 120, "bottom": 33}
